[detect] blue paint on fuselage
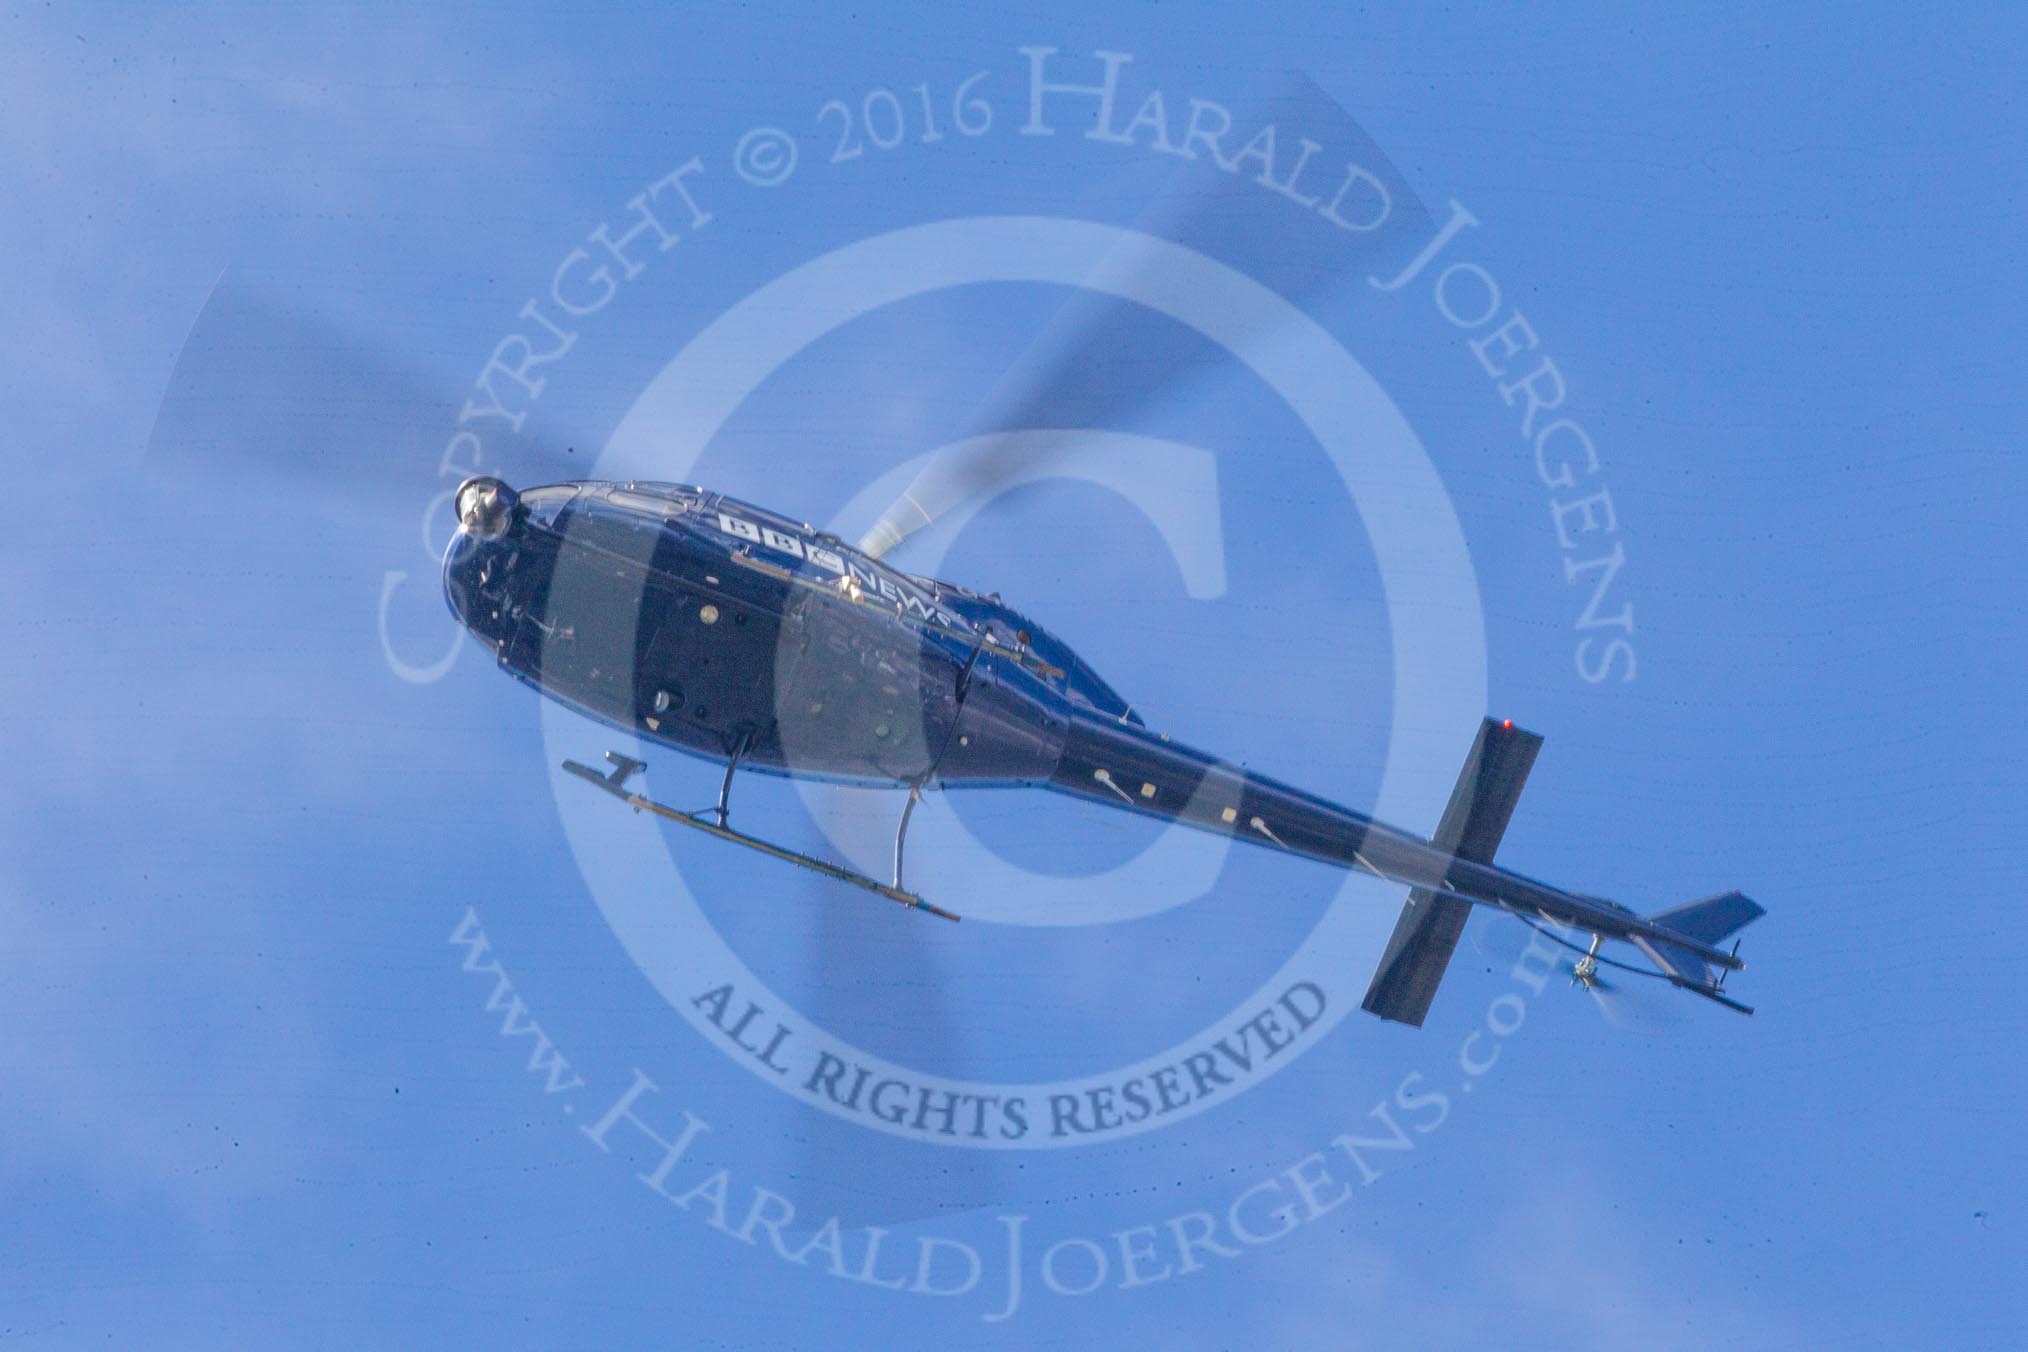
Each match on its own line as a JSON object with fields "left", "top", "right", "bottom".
{"left": 443, "top": 480, "right": 1072, "bottom": 788}
{"left": 442, "top": 480, "right": 1666, "bottom": 952}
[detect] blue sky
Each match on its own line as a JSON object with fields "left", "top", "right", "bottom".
{"left": 3, "top": 3, "right": 2023, "bottom": 1348}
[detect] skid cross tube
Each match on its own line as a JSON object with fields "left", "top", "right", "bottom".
{"left": 562, "top": 751, "right": 959, "bottom": 921}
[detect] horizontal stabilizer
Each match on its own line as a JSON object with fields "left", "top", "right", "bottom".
{"left": 1362, "top": 719, "right": 1543, "bottom": 1026}
{"left": 1633, "top": 890, "right": 1765, "bottom": 1013}
{"left": 1647, "top": 890, "right": 1765, "bottom": 947}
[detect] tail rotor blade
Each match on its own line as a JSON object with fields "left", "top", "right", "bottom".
{"left": 1584, "top": 976, "right": 1686, "bottom": 1035}
{"left": 1470, "top": 914, "right": 1684, "bottom": 1033}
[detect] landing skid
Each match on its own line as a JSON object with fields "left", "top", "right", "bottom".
{"left": 561, "top": 750, "right": 960, "bottom": 921}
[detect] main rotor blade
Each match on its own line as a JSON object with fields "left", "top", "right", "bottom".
{"left": 143, "top": 273, "right": 589, "bottom": 516}
{"left": 859, "top": 71, "right": 1439, "bottom": 558}
{"left": 780, "top": 790, "right": 1012, "bottom": 1227}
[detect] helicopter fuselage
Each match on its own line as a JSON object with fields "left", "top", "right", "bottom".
{"left": 441, "top": 477, "right": 1751, "bottom": 994}
{"left": 444, "top": 478, "right": 1111, "bottom": 788}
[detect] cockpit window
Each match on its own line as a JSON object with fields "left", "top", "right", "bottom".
{"left": 610, "top": 486, "right": 703, "bottom": 518}
{"left": 520, "top": 485, "right": 577, "bottom": 529}
{"left": 620, "top": 482, "right": 704, "bottom": 508}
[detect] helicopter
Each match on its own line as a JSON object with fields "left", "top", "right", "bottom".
{"left": 444, "top": 472, "right": 1764, "bottom": 1025}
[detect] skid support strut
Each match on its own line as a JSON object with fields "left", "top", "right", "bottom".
{"left": 892, "top": 786, "right": 924, "bottom": 892}
{"left": 561, "top": 751, "right": 959, "bottom": 921}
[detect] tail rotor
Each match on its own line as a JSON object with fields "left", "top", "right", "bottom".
{"left": 1469, "top": 915, "right": 1686, "bottom": 1033}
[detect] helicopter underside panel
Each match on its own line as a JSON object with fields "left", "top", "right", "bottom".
{"left": 467, "top": 489, "right": 1086, "bottom": 791}
{"left": 632, "top": 578, "right": 788, "bottom": 757}
{"left": 770, "top": 590, "right": 959, "bottom": 784}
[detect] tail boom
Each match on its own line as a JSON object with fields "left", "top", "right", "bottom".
{"left": 1037, "top": 710, "right": 1764, "bottom": 1021}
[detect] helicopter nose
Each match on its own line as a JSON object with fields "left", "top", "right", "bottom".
{"left": 441, "top": 515, "right": 502, "bottom": 639}
{"left": 454, "top": 476, "right": 518, "bottom": 541}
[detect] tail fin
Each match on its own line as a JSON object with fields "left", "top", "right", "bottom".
{"left": 1632, "top": 890, "right": 1765, "bottom": 1009}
